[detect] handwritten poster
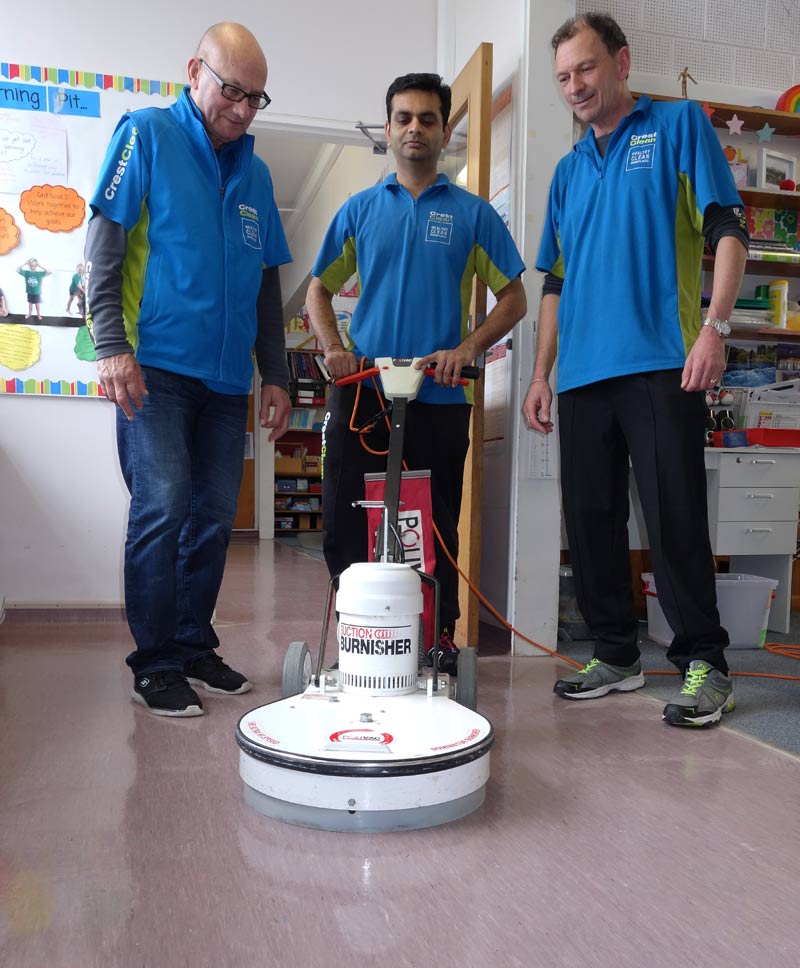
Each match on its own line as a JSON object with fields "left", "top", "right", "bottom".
{"left": 0, "top": 116, "right": 67, "bottom": 194}
{"left": 0, "top": 63, "right": 179, "bottom": 397}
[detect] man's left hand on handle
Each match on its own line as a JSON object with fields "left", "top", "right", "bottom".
{"left": 415, "top": 346, "right": 474, "bottom": 387}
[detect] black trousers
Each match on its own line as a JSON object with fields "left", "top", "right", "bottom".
{"left": 321, "top": 383, "right": 471, "bottom": 631}
{"left": 558, "top": 369, "right": 729, "bottom": 675}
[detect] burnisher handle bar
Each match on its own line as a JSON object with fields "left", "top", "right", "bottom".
{"left": 335, "top": 360, "right": 480, "bottom": 387}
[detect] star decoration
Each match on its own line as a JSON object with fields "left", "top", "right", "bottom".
{"left": 757, "top": 122, "right": 776, "bottom": 142}
{"left": 701, "top": 102, "right": 715, "bottom": 120}
{"left": 726, "top": 114, "right": 744, "bottom": 135}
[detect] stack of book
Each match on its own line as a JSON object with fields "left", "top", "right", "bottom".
{"left": 747, "top": 238, "right": 800, "bottom": 263}
{"left": 287, "top": 350, "right": 329, "bottom": 406}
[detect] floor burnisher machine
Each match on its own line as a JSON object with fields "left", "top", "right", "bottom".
{"left": 236, "top": 358, "right": 494, "bottom": 832}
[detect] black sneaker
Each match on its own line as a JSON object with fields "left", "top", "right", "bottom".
{"left": 423, "top": 629, "right": 460, "bottom": 675}
{"left": 184, "top": 653, "right": 252, "bottom": 695}
{"left": 131, "top": 671, "right": 203, "bottom": 717}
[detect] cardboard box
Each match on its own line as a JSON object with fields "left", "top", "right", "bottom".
{"left": 275, "top": 457, "right": 304, "bottom": 474}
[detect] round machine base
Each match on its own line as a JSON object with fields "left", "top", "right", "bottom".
{"left": 243, "top": 781, "right": 486, "bottom": 833}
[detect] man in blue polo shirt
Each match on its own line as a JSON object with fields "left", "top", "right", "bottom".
{"left": 523, "top": 13, "right": 749, "bottom": 726}
{"left": 306, "top": 73, "right": 526, "bottom": 672}
{"left": 85, "top": 23, "right": 292, "bottom": 717}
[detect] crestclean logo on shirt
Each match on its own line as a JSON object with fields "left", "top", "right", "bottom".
{"left": 104, "top": 127, "right": 138, "bottom": 200}
{"left": 239, "top": 203, "right": 262, "bottom": 249}
{"left": 425, "top": 210, "right": 453, "bottom": 245}
{"left": 626, "top": 130, "right": 657, "bottom": 172}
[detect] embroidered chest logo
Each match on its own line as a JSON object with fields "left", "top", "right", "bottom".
{"left": 625, "top": 131, "right": 657, "bottom": 172}
{"left": 425, "top": 210, "right": 453, "bottom": 245}
{"left": 239, "top": 203, "right": 261, "bottom": 249}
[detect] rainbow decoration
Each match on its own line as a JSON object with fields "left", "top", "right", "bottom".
{"left": 0, "top": 62, "right": 183, "bottom": 98}
{"left": 775, "top": 84, "right": 800, "bottom": 112}
{"left": 1, "top": 378, "right": 105, "bottom": 397}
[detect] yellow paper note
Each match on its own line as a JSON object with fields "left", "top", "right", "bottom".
{"left": 0, "top": 324, "right": 41, "bottom": 370}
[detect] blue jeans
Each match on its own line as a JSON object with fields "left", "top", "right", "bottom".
{"left": 117, "top": 367, "right": 248, "bottom": 676}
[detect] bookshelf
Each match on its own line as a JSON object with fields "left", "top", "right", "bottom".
{"left": 276, "top": 340, "right": 328, "bottom": 530}
{"left": 274, "top": 454, "right": 323, "bottom": 533}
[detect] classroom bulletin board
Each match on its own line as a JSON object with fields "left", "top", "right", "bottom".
{"left": 0, "top": 61, "right": 180, "bottom": 397}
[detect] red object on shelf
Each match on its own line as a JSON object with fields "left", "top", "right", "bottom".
{"left": 711, "top": 428, "right": 800, "bottom": 448}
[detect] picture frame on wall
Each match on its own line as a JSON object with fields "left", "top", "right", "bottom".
{"left": 757, "top": 147, "right": 797, "bottom": 188}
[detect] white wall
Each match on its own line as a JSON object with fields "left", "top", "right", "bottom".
{"left": 280, "top": 145, "right": 390, "bottom": 315}
{"left": 1, "top": 1, "right": 437, "bottom": 606}
{"left": 579, "top": 0, "right": 800, "bottom": 107}
{"left": 0, "top": 397, "right": 127, "bottom": 604}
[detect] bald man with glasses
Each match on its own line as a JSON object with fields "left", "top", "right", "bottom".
{"left": 85, "top": 23, "right": 292, "bottom": 717}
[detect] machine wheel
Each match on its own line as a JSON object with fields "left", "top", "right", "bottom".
{"left": 282, "top": 641, "right": 312, "bottom": 698}
{"left": 454, "top": 647, "right": 478, "bottom": 710}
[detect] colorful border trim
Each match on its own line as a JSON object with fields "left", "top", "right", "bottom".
{"left": 1, "top": 378, "right": 105, "bottom": 397}
{"left": 0, "top": 62, "right": 183, "bottom": 98}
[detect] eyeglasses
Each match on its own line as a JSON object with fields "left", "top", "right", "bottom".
{"left": 200, "top": 59, "right": 271, "bottom": 110}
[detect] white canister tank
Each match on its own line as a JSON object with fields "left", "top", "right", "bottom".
{"left": 336, "top": 562, "right": 423, "bottom": 696}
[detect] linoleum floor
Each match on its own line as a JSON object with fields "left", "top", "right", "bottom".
{"left": 1, "top": 538, "right": 799, "bottom": 968}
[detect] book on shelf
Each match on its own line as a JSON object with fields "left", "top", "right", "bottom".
{"left": 314, "top": 353, "right": 332, "bottom": 382}
{"left": 288, "top": 407, "right": 324, "bottom": 430}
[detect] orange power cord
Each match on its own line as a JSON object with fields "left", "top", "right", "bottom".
{"left": 349, "top": 376, "right": 800, "bottom": 683}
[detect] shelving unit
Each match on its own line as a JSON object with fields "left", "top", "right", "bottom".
{"left": 274, "top": 457, "right": 322, "bottom": 533}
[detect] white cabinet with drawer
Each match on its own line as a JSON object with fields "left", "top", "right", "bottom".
{"left": 705, "top": 448, "right": 800, "bottom": 633}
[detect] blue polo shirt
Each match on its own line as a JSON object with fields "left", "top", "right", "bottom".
{"left": 312, "top": 173, "right": 525, "bottom": 404}
{"left": 89, "top": 88, "right": 291, "bottom": 393}
{"left": 537, "top": 96, "right": 743, "bottom": 393}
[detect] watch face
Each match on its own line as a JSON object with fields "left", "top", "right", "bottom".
{"left": 719, "top": 321, "right": 731, "bottom": 336}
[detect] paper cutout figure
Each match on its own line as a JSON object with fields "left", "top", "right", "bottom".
{"left": 0, "top": 208, "right": 21, "bottom": 255}
{"left": 757, "top": 122, "right": 776, "bottom": 143}
{"left": 19, "top": 184, "right": 86, "bottom": 232}
{"left": 0, "top": 287, "right": 7, "bottom": 317}
{"left": 74, "top": 325, "right": 96, "bottom": 362}
{"left": 726, "top": 114, "right": 744, "bottom": 135}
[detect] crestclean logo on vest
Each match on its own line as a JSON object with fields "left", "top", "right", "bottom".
{"left": 239, "top": 203, "right": 262, "bottom": 249}
{"left": 104, "top": 127, "right": 139, "bottom": 200}
{"left": 425, "top": 210, "right": 453, "bottom": 244}
{"left": 626, "top": 131, "right": 657, "bottom": 172}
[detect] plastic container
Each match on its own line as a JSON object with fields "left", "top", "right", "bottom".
{"left": 336, "top": 562, "right": 423, "bottom": 695}
{"left": 769, "top": 279, "right": 789, "bottom": 328}
{"left": 641, "top": 572, "right": 778, "bottom": 649}
{"left": 558, "top": 565, "right": 591, "bottom": 640}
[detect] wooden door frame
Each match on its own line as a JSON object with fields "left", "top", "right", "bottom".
{"left": 449, "top": 43, "right": 493, "bottom": 648}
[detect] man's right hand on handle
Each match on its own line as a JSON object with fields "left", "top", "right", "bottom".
{"left": 323, "top": 347, "right": 359, "bottom": 381}
{"left": 98, "top": 352, "right": 148, "bottom": 420}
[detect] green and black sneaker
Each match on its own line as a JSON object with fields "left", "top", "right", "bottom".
{"left": 662, "top": 659, "right": 735, "bottom": 726}
{"left": 554, "top": 657, "right": 645, "bottom": 700}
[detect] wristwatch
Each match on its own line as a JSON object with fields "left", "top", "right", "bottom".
{"left": 702, "top": 317, "right": 732, "bottom": 338}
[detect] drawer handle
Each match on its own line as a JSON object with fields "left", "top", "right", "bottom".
{"left": 748, "top": 458, "right": 776, "bottom": 465}
{"left": 746, "top": 493, "right": 775, "bottom": 499}
{"left": 744, "top": 527, "right": 774, "bottom": 534}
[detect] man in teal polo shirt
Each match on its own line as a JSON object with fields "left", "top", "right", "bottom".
{"left": 85, "top": 23, "right": 291, "bottom": 717}
{"left": 307, "top": 72, "right": 526, "bottom": 672}
{"left": 523, "top": 13, "right": 749, "bottom": 726}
